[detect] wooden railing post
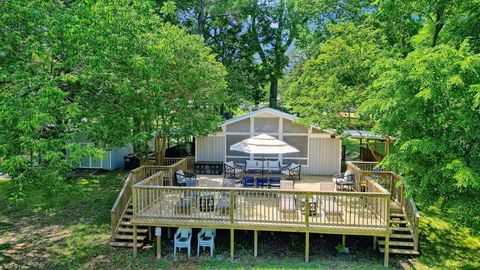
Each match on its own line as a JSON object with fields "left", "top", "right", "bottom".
{"left": 132, "top": 185, "right": 138, "bottom": 219}
{"left": 229, "top": 190, "right": 235, "bottom": 223}
{"left": 305, "top": 192, "right": 310, "bottom": 227}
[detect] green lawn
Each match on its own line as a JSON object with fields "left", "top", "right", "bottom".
{"left": 0, "top": 171, "right": 478, "bottom": 269}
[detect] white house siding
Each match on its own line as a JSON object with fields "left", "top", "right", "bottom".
{"left": 302, "top": 138, "right": 341, "bottom": 175}
{"left": 196, "top": 136, "right": 225, "bottom": 162}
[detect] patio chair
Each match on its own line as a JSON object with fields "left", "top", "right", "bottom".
{"left": 224, "top": 161, "right": 244, "bottom": 179}
{"left": 197, "top": 228, "right": 216, "bottom": 257}
{"left": 269, "top": 177, "right": 281, "bottom": 189}
{"left": 281, "top": 163, "right": 301, "bottom": 181}
{"left": 175, "top": 170, "right": 197, "bottom": 186}
{"left": 174, "top": 227, "right": 192, "bottom": 258}
{"left": 243, "top": 176, "right": 255, "bottom": 187}
{"left": 264, "top": 160, "right": 281, "bottom": 174}
{"left": 256, "top": 177, "right": 268, "bottom": 188}
{"left": 332, "top": 171, "right": 355, "bottom": 191}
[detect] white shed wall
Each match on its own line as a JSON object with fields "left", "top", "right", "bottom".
{"left": 302, "top": 138, "right": 341, "bottom": 175}
{"left": 195, "top": 136, "right": 225, "bottom": 162}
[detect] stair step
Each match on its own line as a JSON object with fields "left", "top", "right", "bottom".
{"left": 378, "top": 240, "right": 414, "bottom": 247}
{"left": 117, "top": 227, "right": 148, "bottom": 234}
{"left": 110, "top": 241, "right": 143, "bottom": 248}
{"left": 379, "top": 247, "right": 419, "bottom": 255}
{"left": 114, "top": 234, "right": 146, "bottom": 241}
{"left": 122, "top": 214, "right": 133, "bottom": 220}
{"left": 120, "top": 221, "right": 133, "bottom": 226}
{"left": 390, "top": 213, "right": 406, "bottom": 218}
{"left": 390, "top": 234, "right": 414, "bottom": 239}
{"left": 390, "top": 219, "right": 408, "bottom": 224}
{"left": 392, "top": 227, "right": 412, "bottom": 232}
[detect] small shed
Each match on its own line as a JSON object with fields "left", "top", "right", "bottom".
{"left": 76, "top": 134, "right": 130, "bottom": 170}
{"left": 195, "top": 108, "right": 341, "bottom": 175}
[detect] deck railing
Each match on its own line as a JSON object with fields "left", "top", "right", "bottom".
{"left": 404, "top": 197, "right": 420, "bottom": 252}
{"left": 110, "top": 157, "right": 190, "bottom": 236}
{"left": 131, "top": 184, "right": 391, "bottom": 231}
{"left": 346, "top": 161, "right": 420, "bottom": 251}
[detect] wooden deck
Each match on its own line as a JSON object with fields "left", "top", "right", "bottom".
{"left": 111, "top": 159, "right": 421, "bottom": 267}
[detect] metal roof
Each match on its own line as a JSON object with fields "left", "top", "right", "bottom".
{"left": 343, "top": 129, "right": 391, "bottom": 141}
{"left": 222, "top": 108, "right": 299, "bottom": 126}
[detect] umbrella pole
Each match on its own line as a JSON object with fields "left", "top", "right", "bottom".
{"left": 262, "top": 155, "right": 265, "bottom": 176}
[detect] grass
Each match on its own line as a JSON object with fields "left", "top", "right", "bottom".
{"left": 0, "top": 170, "right": 478, "bottom": 269}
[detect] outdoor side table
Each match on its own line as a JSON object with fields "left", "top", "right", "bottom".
{"left": 199, "top": 194, "right": 215, "bottom": 212}
{"left": 300, "top": 197, "right": 317, "bottom": 216}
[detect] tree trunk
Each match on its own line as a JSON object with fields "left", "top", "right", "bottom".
{"left": 269, "top": 76, "right": 278, "bottom": 108}
{"left": 197, "top": 0, "right": 205, "bottom": 35}
{"left": 431, "top": 10, "right": 445, "bottom": 47}
{"left": 155, "top": 134, "right": 168, "bottom": 166}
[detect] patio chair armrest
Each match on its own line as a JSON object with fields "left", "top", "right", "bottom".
{"left": 233, "top": 162, "right": 243, "bottom": 170}
{"left": 281, "top": 164, "right": 290, "bottom": 170}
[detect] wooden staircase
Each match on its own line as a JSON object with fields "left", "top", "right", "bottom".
{"left": 378, "top": 212, "right": 419, "bottom": 255}
{"left": 110, "top": 202, "right": 150, "bottom": 248}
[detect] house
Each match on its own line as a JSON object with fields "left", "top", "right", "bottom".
{"left": 76, "top": 134, "right": 130, "bottom": 170}
{"left": 195, "top": 108, "right": 341, "bottom": 175}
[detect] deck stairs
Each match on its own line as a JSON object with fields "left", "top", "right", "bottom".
{"left": 378, "top": 211, "right": 419, "bottom": 255}
{"left": 110, "top": 201, "right": 150, "bottom": 248}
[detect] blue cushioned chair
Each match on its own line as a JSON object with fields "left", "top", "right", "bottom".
{"left": 269, "top": 177, "right": 281, "bottom": 188}
{"left": 243, "top": 176, "right": 255, "bottom": 187}
{"left": 256, "top": 177, "right": 268, "bottom": 188}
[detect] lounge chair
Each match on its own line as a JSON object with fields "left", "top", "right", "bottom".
{"left": 174, "top": 227, "right": 192, "bottom": 258}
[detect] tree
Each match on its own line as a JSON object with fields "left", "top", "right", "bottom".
{"left": 71, "top": 1, "right": 227, "bottom": 164}
{"left": 360, "top": 44, "right": 480, "bottom": 226}
{"left": 284, "top": 23, "right": 392, "bottom": 132}
{"left": 0, "top": 0, "right": 99, "bottom": 197}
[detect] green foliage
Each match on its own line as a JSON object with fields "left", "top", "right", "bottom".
{"left": 0, "top": 0, "right": 101, "bottom": 198}
{"left": 285, "top": 22, "right": 392, "bottom": 132}
{"left": 0, "top": 0, "right": 227, "bottom": 193}
{"left": 361, "top": 44, "right": 480, "bottom": 227}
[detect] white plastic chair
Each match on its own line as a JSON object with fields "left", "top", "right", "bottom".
{"left": 197, "top": 228, "right": 216, "bottom": 257}
{"left": 174, "top": 227, "right": 192, "bottom": 258}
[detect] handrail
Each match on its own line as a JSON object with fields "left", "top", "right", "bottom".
{"left": 347, "top": 161, "right": 421, "bottom": 252}
{"left": 131, "top": 185, "right": 391, "bottom": 230}
{"left": 110, "top": 157, "right": 190, "bottom": 236}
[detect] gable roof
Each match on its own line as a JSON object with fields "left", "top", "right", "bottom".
{"left": 222, "top": 108, "right": 299, "bottom": 126}
{"left": 221, "top": 108, "right": 336, "bottom": 136}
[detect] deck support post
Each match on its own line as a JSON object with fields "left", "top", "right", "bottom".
{"left": 167, "top": 227, "right": 171, "bottom": 239}
{"left": 230, "top": 229, "right": 234, "bottom": 260}
{"left": 384, "top": 235, "right": 390, "bottom": 267}
{"left": 254, "top": 230, "right": 258, "bottom": 257}
{"left": 305, "top": 232, "right": 310, "bottom": 263}
{"left": 373, "top": 236, "right": 377, "bottom": 250}
{"left": 156, "top": 234, "right": 161, "bottom": 259}
{"left": 133, "top": 225, "right": 137, "bottom": 256}
{"left": 342, "top": 234, "right": 346, "bottom": 246}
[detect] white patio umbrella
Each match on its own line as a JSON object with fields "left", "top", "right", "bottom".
{"left": 230, "top": 134, "right": 299, "bottom": 174}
